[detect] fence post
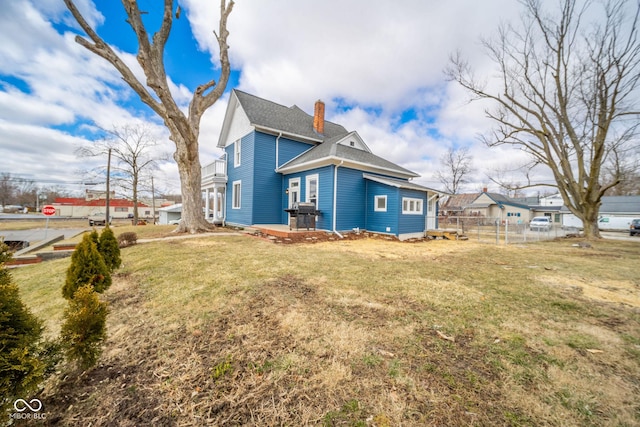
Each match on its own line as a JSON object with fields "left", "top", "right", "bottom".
{"left": 505, "top": 219, "right": 509, "bottom": 245}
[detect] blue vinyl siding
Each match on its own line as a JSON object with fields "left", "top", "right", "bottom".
{"left": 225, "top": 133, "right": 254, "bottom": 226}
{"left": 278, "top": 137, "right": 315, "bottom": 167}
{"left": 335, "top": 167, "right": 366, "bottom": 231}
{"left": 365, "top": 180, "right": 399, "bottom": 235}
{"left": 398, "top": 189, "right": 427, "bottom": 234}
{"left": 224, "top": 131, "right": 316, "bottom": 226}
{"left": 282, "top": 166, "right": 333, "bottom": 229}
{"left": 252, "top": 132, "right": 281, "bottom": 224}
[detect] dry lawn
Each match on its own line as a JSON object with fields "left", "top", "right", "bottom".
{"left": 10, "top": 234, "right": 640, "bottom": 426}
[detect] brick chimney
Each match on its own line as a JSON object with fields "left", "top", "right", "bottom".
{"left": 482, "top": 187, "right": 488, "bottom": 193}
{"left": 313, "top": 100, "right": 325, "bottom": 134}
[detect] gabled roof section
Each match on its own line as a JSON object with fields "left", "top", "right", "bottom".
{"left": 440, "top": 193, "right": 480, "bottom": 211}
{"left": 363, "top": 174, "right": 443, "bottom": 194}
{"left": 277, "top": 131, "right": 419, "bottom": 179}
{"left": 471, "top": 192, "right": 531, "bottom": 210}
{"left": 217, "top": 90, "right": 348, "bottom": 147}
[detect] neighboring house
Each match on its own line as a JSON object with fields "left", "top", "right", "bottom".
{"left": 465, "top": 191, "right": 533, "bottom": 223}
{"left": 53, "top": 197, "right": 151, "bottom": 219}
{"left": 561, "top": 195, "right": 640, "bottom": 230}
{"left": 200, "top": 90, "right": 443, "bottom": 240}
{"left": 439, "top": 193, "right": 480, "bottom": 216}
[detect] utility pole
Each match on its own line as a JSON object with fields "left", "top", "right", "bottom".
{"left": 151, "top": 176, "right": 156, "bottom": 225}
{"left": 106, "top": 148, "right": 112, "bottom": 225}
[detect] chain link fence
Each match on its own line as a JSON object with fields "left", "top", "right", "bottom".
{"left": 437, "top": 216, "right": 575, "bottom": 244}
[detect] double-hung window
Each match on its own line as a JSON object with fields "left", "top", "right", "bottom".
{"left": 234, "top": 140, "right": 241, "bottom": 167}
{"left": 232, "top": 180, "right": 241, "bottom": 209}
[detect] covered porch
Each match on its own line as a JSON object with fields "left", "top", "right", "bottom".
{"left": 201, "top": 156, "right": 227, "bottom": 224}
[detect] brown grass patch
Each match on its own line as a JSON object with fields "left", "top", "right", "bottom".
{"left": 11, "top": 235, "right": 640, "bottom": 426}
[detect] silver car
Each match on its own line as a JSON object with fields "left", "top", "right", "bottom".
{"left": 529, "top": 216, "right": 551, "bottom": 231}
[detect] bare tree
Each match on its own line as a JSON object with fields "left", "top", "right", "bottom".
{"left": 0, "top": 173, "right": 15, "bottom": 208}
{"left": 77, "top": 124, "right": 169, "bottom": 224}
{"left": 435, "top": 147, "right": 473, "bottom": 194}
{"left": 602, "top": 146, "right": 640, "bottom": 195}
{"left": 64, "top": 0, "right": 234, "bottom": 233}
{"left": 446, "top": 0, "right": 640, "bottom": 239}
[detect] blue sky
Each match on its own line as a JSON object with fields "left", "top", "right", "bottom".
{"left": 0, "top": 0, "right": 542, "bottom": 197}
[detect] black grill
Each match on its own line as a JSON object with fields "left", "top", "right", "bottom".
{"left": 285, "top": 202, "right": 320, "bottom": 230}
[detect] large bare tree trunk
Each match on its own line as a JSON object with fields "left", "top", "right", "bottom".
{"left": 64, "top": 0, "right": 234, "bottom": 234}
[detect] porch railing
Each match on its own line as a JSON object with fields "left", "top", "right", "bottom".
{"left": 201, "top": 156, "right": 227, "bottom": 182}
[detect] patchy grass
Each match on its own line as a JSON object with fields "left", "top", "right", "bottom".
{"left": 11, "top": 236, "right": 640, "bottom": 426}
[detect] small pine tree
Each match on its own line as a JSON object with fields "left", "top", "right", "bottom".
{"left": 63, "top": 232, "right": 111, "bottom": 299}
{"left": 98, "top": 226, "right": 121, "bottom": 272}
{"left": 89, "top": 229, "right": 99, "bottom": 246}
{"left": 0, "top": 244, "right": 44, "bottom": 412}
{"left": 60, "top": 285, "right": 108, "bottom": 369}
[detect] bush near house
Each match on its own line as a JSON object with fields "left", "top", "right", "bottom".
{"left": 117, "top": 231, "right": 138, "bottom": 248}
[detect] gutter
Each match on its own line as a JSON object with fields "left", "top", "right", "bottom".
{"left": 332, "top": 160, "right": 344, "bottom": 238}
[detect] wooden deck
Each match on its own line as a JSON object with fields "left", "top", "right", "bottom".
{"left": 426, "top": 230, "right": 458, "bottom": 240}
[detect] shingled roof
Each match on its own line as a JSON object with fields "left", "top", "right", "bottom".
{"left": 277, "top": 132, "right": 419, "bottom": 179}
{"left": 232, "top": 90, "right": 348, "bottom": 142}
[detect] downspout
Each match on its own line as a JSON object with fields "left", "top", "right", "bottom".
{"left": 275, "top": 132, "right": 282, "bottom": 170}
{"left": 332, "top": 160, "right": 344, "bottom": 238}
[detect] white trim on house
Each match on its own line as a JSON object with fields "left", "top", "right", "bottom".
{"left": 232, "top": 180, "right": 241, "bottom": 209}
{"left": 306, "top": 174, "right": 319, "bottom": 207}
{"left": 234, "top": 140, "right": 241, "bottom": 167}
{"left": 402, "top": 197, "right": 423, "bottom": 215}
{"left": 374, "top": 195, "right": 387, "bottom": 212}
{"left": 288, "top": 177, "right": 300, "bottom": 208}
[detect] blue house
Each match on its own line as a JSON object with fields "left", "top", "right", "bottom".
{"left": 201, "top": 90, "right": 442, "bottom": 240}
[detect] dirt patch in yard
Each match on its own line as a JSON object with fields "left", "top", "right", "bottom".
{"left": 539, "top": 276, "right": 640, "bottom": 308}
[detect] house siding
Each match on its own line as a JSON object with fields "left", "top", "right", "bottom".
{"left": 252, "top": 132, "right": 281, "bottom": 224}
{"left": 282, "top": 166, "right": 333, "bottom": 230}
{"left": 365, "top": 180, "right": 399, "bottom": 234}
{"left": 398, "top": 189, "right": 427, "bottom": 235}
{"left": 336, "top": 167, "right": 366, "bottom": 231}
{"left": 225, "top": 133, "right": 254, "bottom": 226}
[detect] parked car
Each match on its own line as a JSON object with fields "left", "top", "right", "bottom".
{"left": 168, "top": 218, "right": 181, "bottom": 225}
{"left": 89, "top": 212, "right": 111, "bottom": 226}
{"left": 529, "top": 216, "right": 551, "bottom": 231}
{"left": 630, "top": 219, "right": 640, "bottom": 236}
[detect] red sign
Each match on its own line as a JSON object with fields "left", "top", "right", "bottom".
{"left": 42, "top": 205, "right": 56, "bottom": 216}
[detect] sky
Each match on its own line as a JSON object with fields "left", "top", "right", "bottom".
{"left": 0, "top": 0, "right": 551, "bottom": 198}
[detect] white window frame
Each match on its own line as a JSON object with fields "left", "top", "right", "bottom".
{"left": 306, "top": 174, "right": 319, "bottom": 207}
{"left": 234, "top": 140, "right": 241, "bottom": 167}
{"left": 374, "top": 195, "right": 387, "bottom": 212}
{"left": 232, "top": 180, "right": 241, "bottom": 209}
{"left": 288, "top": 177, "right": 300, "bottom": 208}
{"left": 402, "top": 197, "right": 423, "bottom": 215}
